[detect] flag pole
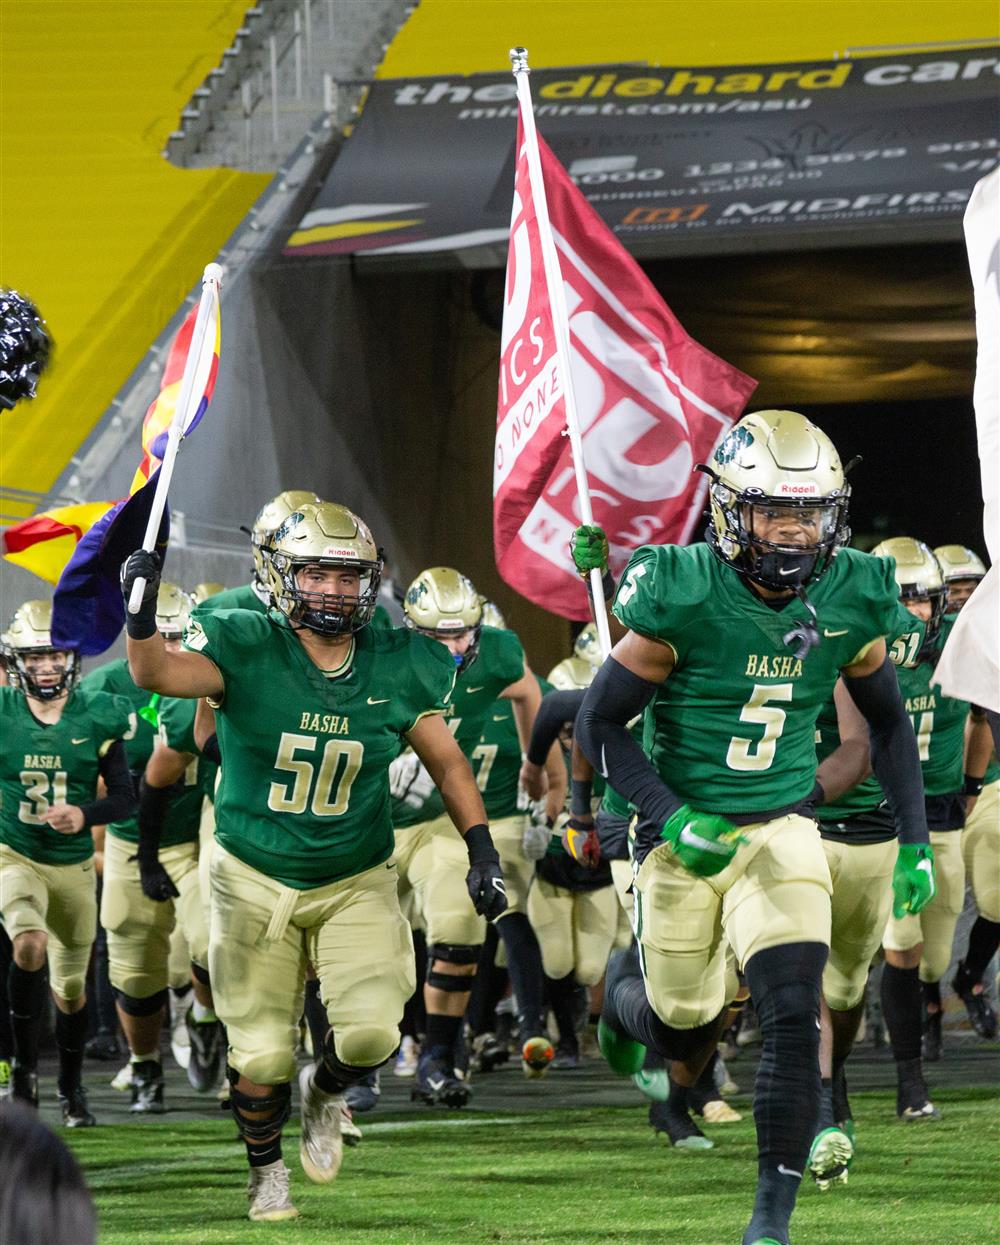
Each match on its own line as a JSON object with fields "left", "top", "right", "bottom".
{"left": 509, "top": 47, "right": 613, "bottom": 658}
{"left": 127, "top": 263, "right": 223, "bottom": 614}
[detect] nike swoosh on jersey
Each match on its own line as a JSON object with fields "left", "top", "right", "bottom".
{"left": 465, "top": 686, "right": 485, "bottom": 694}
{"left": 492, "top": 714, "right": 507, "bottom": 722}
{"left": 367, "top": 696, "right": 390, "bottom": 705}
{"left": 823, "top": 628, "right": 848, "bottom": 638}
{"left": 71, "top": 737, "right": 90, "bottom": 745}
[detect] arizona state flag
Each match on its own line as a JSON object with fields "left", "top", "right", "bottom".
{"left": 2, "top": 501, "right": 115, "bottom": 584}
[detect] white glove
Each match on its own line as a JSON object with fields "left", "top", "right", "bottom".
{"left": 389, "top": 752, "right": 435, "bottom": 807}
{"left": 521, "top": 816, "right": 551, "bottom": 862}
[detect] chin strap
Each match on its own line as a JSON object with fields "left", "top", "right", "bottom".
{"left": 782, "top": 588, "right": 821, "bottom": 661}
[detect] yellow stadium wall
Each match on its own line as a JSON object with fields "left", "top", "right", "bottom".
{"left": 1, "top": 2, "right": 270, "bottom": 505}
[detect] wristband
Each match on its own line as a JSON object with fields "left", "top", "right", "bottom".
{"left": 963, "top": 774, "right": 985, "bottom": 798}
{"left": 464, "top": 823, "right": 499, "bottom": 865}
{"left": 602, "top": 571, "right": 616, "bottom": 602}
{"left": 125, "top": 599, "right": 158, "bottom": 641}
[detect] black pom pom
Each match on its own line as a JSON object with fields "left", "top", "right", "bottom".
{"left": 0, "top": 289, "right": 52, "bottom": 411}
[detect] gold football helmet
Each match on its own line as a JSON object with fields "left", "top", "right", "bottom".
{"left": 192, "top": 581, "right": 225, "bottom": 605}
{"left": 547, "top": 655, "right": 597, "bottom": 691}
{"left": 479, "top": 597, "right": 507, "bottom": 630}
{"left": 1, "top": 599, "right": 79, "bottom": 699}
{"left": 701, "top": 410, "right": 851, "bottom": 592}
{"left": 934, "top": 544, "right": 987, "bottom": 614}
{"left": 404, "top": 567, "right": 483, "bottom": 673}
{"left": 264, "top": 502, "right": 382, "bottom": 636}
{"left": 873, "top": 537, "right": 946, "bottom": 648}
{"left": 572, "top": 623, "right": 602, "bottom": 670}
{"left": 155, "top": 582, "right": 194, "bottom": 641}
{"left": 250, "top": 489, "right": 322, "bottom": 596}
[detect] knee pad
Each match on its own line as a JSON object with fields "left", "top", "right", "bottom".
{"left": 428, "top": 942, "right": 480, "bottom": 966}
{"left": 228, "top": 1073, "right": 292, "bottom": 1142}
{"left": 745, "top": 942, "right": 826, "bottom": 1045}
{"left": 322, "top": 1033, "right": 390, "bottom": 1088}
{"left": 427, "top": 968, "right": 475, "bottom": 992}
{"left": 113, "top": 986, "right": 168, "bottom": 1018}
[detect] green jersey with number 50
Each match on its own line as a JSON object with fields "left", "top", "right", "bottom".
{"left": 613, "top": 542, "right": 898, "bottom": 815}
{"left": 392, "top": 625, "right": 525, "bottom": 829}
{"left": 184, "top": 609, "right": 455, "bottom": 888}
{"left": 0, "top": 685, "right": 135, "bottom": 864}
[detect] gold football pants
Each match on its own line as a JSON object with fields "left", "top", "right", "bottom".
{"left": 883, "top": 829, "right": 965, "bottom": 982}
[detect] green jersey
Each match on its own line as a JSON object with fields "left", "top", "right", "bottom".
{"left": 897, "top": 616, "right": 968, "bottom": 813}
{"left": 393, "top": 626, "right": 525, "bottom": 829}
{"left": 474, "top": 675, "right": 550, "bottom": 821}
{"left": 80, "top": 659, "right": 154, "bottom": 775}
{"left": 614, "top": 543, "right": 898, "bottom": 816}
{"left": 816, "top": 600, "right": 925, "bottom": 838}
{"left": 184, "top": 608, "right": 455, "bottom": 887}
{"left": 106, "top": 696, "right": 218, "bottom": 849}
{"left": 0, "top": 685, "right": 134, "bottom": 864}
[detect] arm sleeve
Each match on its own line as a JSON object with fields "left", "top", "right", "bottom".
{"left": 842, "top": 656, "right": 929, "bottom": 846}
{"left": 135, "top": 776, "right": 173, "bottom": 862}
{"left": 576, "top": 657, "right": 683, "bottom": 829}
{"left": 79, "top": 740, "right": 136, "bottom": 829}
{"left": 526, "top": 690, "right": 586, "bottom": 765}
{"left": 201, "top": 733, "right": 222, "bottom": 765}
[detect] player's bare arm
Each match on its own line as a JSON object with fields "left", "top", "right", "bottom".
{"left": 815, "top": 676, "right": 873, "bottom": 805}
{"left": 406, "top": 712, "right": 489, "bottom": 834}
{"left": 502, "top": 663, "right": 547, "bottom": 799}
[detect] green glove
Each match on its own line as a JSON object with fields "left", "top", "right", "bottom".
{"left": 571, "top": 525, "right": 609, "bottom": 576}
{"left": 892, "top": 843, "right": 936, "bottom": 918}
{"left": 660, "top": 805, "right": 747, "bottom": 877}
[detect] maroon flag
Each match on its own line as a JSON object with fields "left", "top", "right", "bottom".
{"left": 494, "top": 111, "right": 757, "bottom": 621}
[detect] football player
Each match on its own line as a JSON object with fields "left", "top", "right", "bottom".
{"left": 879, "top": 540, "right": 971, "bottom": 1065}
{"left": 392, "top": 568, "right": 546, "bottom": 1103}
{"left": 934, "top": 546, "right": 998, "bottom": 1040}
{"left": 576, "top": 411, "right": 933, "bottom": 1245}
{"left": 97, "top": 583, "right": 221, "bottom": 1113}
{"left": 121, "top": 503, "right": 502, "bottom": 1222}
{"left": 0, "top": 601, "right": 136, "bottom": 1126}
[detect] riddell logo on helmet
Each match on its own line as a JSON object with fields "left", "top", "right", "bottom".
{"left": 775, "top": 482, "right": 819, "bottom": 496}
{"left": 322, "top": 546, "right": 359, "bottom": 559}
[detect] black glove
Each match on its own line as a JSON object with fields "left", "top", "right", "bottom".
{"left": 464, "top": 824, "right": 508, "bottom": 921}
{"left": 136, "top": 855, "right": 180, "bottom": 903}
{"left": 120, "top": 549, "right": 162, "bottom": 639}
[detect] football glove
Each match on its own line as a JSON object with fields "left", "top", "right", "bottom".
{"left": 561, "top": 815, "right": 601, "bottom": 868}
{"left": 120, "top": 549, "right": 161, "bottom": 640}
{"left": 136, "top": 857, "right": 180, "bottom": 903}
{"left": 892, "top": 843, "right": 936, "bottom": 918}
{"left": 388, "top": 752, "right": 435, "bottom": 809}
{"left": 660, "top": 805, "right": 747, "bottom": 877}
{"left": 465, "top": 824, "right": 508, "bottom": 921}
{"left": 571, "top": 525, "right": 609, "bottom": 576}
{"left": 521, "top": 808, "right": 551, "bottom": 862}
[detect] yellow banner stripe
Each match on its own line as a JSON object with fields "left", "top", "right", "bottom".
{"left": 286, "top": 218, "right": 423, "bottom": 248}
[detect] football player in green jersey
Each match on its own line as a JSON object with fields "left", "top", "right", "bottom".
{"left": 0, "top": 601, "right": 136, "bottom": 1126}
{"left": 934, "top": 545, "right": 999, "bottom": 1040}
{"left": 576, "top": 411, "right": 933, "bottom": 1245}
{"left": 96, "top": 583, "right": 221, "bottom": 1113}
{"left": 121, "top": 503, "right": 500, "bottom": 1223}
{"left": 879, "top": 540, "right": 972, "bottom": 1065}
{"left": 393, "top": 568, "right": 548, "bottom": 1102}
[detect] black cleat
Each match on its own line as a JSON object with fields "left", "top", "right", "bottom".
{"left": 10, "top": 1061, "right": 39, "bottom": 1108}
{"left": 84, "top": 1030, "right": 122, "bottom": 1062}
{"left": 185, "top": 1013, "right": 224, "bottom": 1093}
{"left": 60, "top": 1086, "right": 97, "bottom": 1128}
{"left": 471, "top": 1031, "right": 510, "bottom": 1074}
{"left": 648, "top": 1101, "right": 714, "bottom": 1150}
{"left": 130, "top": 1059, "right": 166, "bottom": 1114}
{"left": 952, "top": 968, "right": 998, "bottom": 1040}
{"left": 921, "top": 1008, "right": 943, "bottom": 1062}
{"left": 896, "top": 1060, "right": 941, "bottom": 1121}
{"left": 413, "top": 1052, "right": 470, "bottom": 1108}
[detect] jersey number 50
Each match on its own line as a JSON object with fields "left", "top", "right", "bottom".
{"left": 268, "top": 733, "right": 364, "bottom": 816}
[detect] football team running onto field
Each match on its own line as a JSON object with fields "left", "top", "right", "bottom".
{"left": 1, "top": 410, "right": 996, "bottom": 1242}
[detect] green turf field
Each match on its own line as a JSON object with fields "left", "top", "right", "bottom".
{"left": 66, "top": 1086, "right": 1000, "bottom": 1245}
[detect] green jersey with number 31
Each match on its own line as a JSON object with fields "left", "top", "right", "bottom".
{"left": 613, "top": 542, "right": 898, "bottom": 815}
{"left": 184, "top": 609, "right": 455, "bottom": 887}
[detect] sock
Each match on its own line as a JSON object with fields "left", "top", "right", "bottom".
{"left": 302, "top": 979, "right": 329, "bottom": 1057}
{"left": 191, "top": 999, "right": 217, "bottom": 1024}
{"left": 695, "top": 1050, "right": 719, "bottom": 1092}
{"left": 423, "top": 1013, "right": 463, "bottom": 1062}
{"left": 497, "top": 914, "right": 546, "bottom": 1035}
{"left": 881, "top": 964, "right": 922, "bottom": 1063}
{"left": 130, "top": 1050, "right": 159, "bottom": 1064}
{"left": 921, "top": 980, "right": 942, "bottom": 1013}
{"left": 817, "top": 1077, "right": 835, "bottom": 1130}
{"left": 831, "top": 1060, "right": 851, "bottom": 1123}
{"left": 962, "top": 918, "right": 1000, "bottom": 984}
{"left": 56, "top": 1008, "right": 89, "bottom": 1097}
{"left": 667, "top": 1074, "right": 690, "bottom": 1115}
{"left": 546, "top": 973, "right": 579, "bottom": 1047}
{"left": 8, "top": 963, "right": 47, "bottom": 1069}
{"left": 246, "top": 1137, "right": 282, "bottom": 1168}
{"left": 743, "top": 1167, "right": 799, "bottom": 1245}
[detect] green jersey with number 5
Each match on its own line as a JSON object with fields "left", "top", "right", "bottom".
{"left": 0, "top": 685, "right": 135, "bottom": 864}
{"left": 613, "top": 542, "right": 898, "bottom": 815}
{"left": 183, "top": 608, "right": 455, "bottom": 887}
{"left": 392, "top": 625, "right": 525, "bottom": 829}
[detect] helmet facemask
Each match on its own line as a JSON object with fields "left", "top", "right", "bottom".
{"left": 412, "top": 622, "right": 482, "bottom": 675}
{"left": 7, "top": 646, "right": 79, "bottom": 700}
{"left": 900, "top": 583, "right": 948, "bottom": 660}
{"left": 267, "top": 553, "right": 382, "bottom": 637}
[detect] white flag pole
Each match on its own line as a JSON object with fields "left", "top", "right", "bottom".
{"left": 127, "top": 263, "right": 223, "bottom": 615}
{"left": 510, "top": 47, "right": 612, "bottom": 658}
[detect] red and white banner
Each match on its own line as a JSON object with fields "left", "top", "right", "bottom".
{"left": 494, "top": 109, "right": 757, "bottom": 620}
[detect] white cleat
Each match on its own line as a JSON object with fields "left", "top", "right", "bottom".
{"left": 340, "top": 1102, "right": 362, "bottom": 1147}
{"left": 246, "top": 1162, "right": 299, "bottom": 1222}
{"left": 394, "top": 1035, "right": 418, "bottom": 1078}
{"left": 110, "top": 1061, "right": 134, "bottom": 1092}
{"left": 298, "top": 1064, "right": 344, "bottom": 1184}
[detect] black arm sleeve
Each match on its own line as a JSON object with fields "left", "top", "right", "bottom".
{"left": 79, "top": 740, "right": 137, "bottom": 829}
{"left": 842, "top": 656, "right": 929, "bottom": 846}
{"left": 526, "top": 690, "right": 587, "bottom": 766}
{"left": 201, "top": 732, "right": 221, "bottom": 765}
{"left": 135, "top": 776, "right": 174, "bottom": 862}
{"left": 577, "top": 657, "right": 682, "bottom": 829}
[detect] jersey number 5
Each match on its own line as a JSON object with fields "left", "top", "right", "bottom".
{"left": 268, "top": 733, "right": 364, "bottom": 816}
{"left": 726, "top": 684, "right": 793, "bottom": 772}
